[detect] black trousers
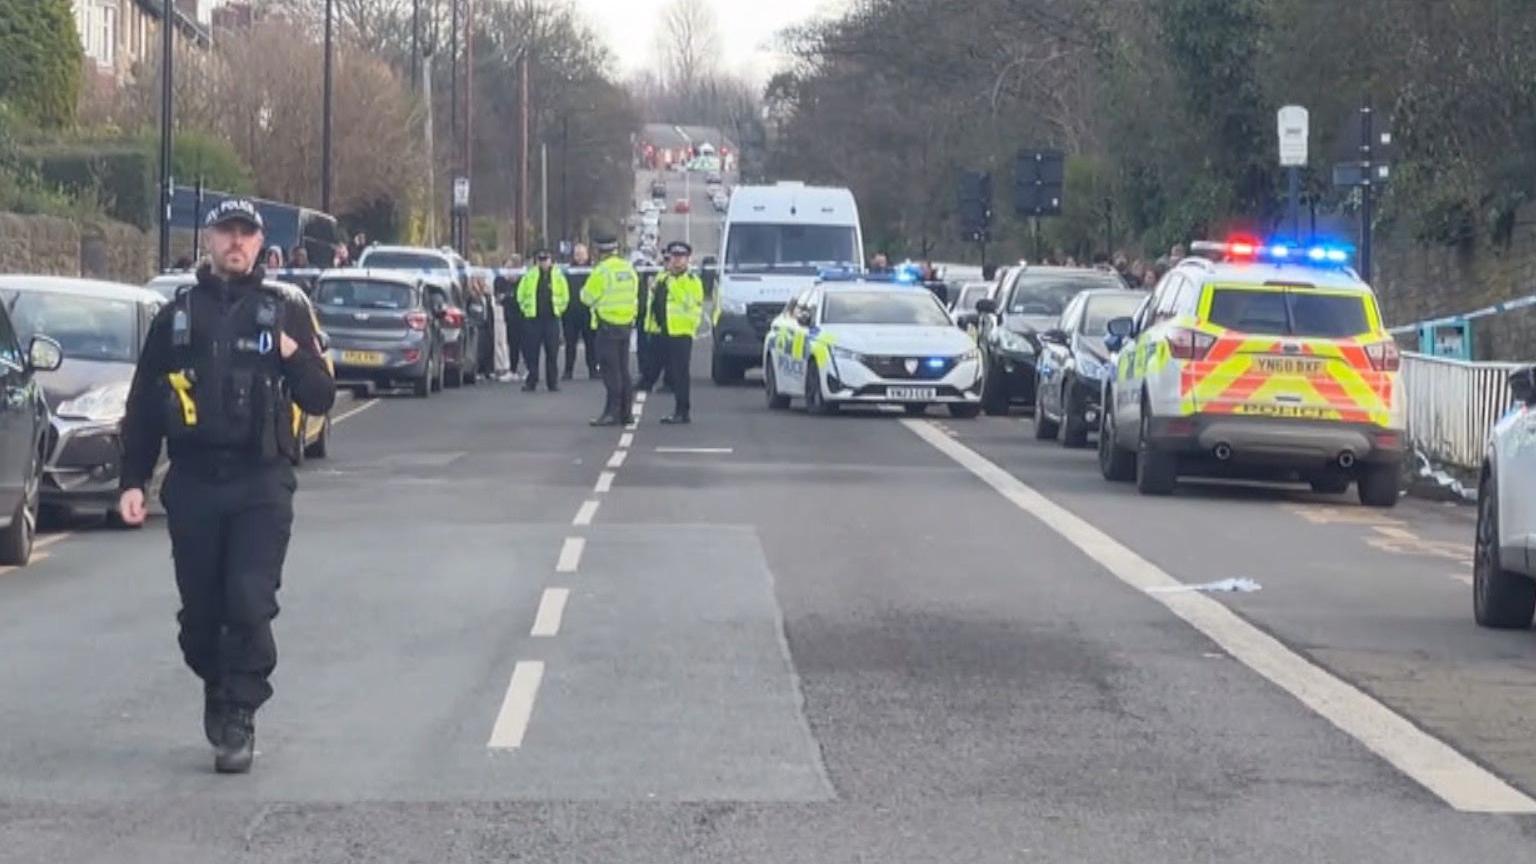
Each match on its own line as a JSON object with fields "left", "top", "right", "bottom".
{"left": 664, "top": 335, "right": 693, "bottom": 416}
{"left": 522, "top": 317, "right": 561, "bottom": 389}
{"left": 594, "top": 324, "right": 633, "bottom": 421}
{"left": 160, "top": 461, "right": 296, "bottom": 711}
{"left": 504, "top": 302, "right": 525, "bottom": 374}
{"left": 563, "top": 301, "right": 596, "bottom": 377}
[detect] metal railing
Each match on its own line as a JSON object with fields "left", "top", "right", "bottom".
{"left": 1400, "top": 352, "right": 1524, "bottom": 470}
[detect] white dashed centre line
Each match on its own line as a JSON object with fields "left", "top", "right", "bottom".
{"left": 607, "top": 450, "right": 628, "bottom": 469}
{"left": 619, "top": 432, "right": 634, "bottom": 449}
{"left": 635, "top": 391, "right": 648, "bottom": 404}
{"left": 904, "top": 418, "right": 1536, "bottom": 815}
{"left": 655, "top": 447, "right": 733, "bottom": 454}
{"left": 530, "top": 588, "right": 571, "bottom": 637}
{"left": 595, "top": 471, "right": 615, "bottom": 493}
{"left": 556, "top": 537, "right": 586, "bottom": 573}
{"left": 573, "top": 500, "right": 600, "bottom": 526}
{"left": 487, "top": 660, "right": 545, "bottom": 749}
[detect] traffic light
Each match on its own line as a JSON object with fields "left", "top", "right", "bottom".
{"left": 1014, "top": 149, "right": 1065, "bottom": 217}
{"left": 957, "top": 170, "right": 993, "bottom": 242}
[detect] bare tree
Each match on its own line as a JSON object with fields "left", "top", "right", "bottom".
{"left": 655, "top": 0, "right": 721, "bottom": 97}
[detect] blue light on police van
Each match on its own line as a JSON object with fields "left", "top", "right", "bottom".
{"left": 1268, "top": 244, "right": 1292, "bottom": 259}
{"left": 924, "top": 358, "right": 945, "bottom": 369}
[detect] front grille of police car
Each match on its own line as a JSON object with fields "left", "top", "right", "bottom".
{"left": 861, "top": 355, "right": 956, "bottom": 380}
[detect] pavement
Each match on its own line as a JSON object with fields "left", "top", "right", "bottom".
{"left": 3, "top": 350, "right": 1536, "bottom": 862}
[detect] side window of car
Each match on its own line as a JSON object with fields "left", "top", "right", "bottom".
{"left": 0, "top": 307, "right": 23, "bottom": 369}
{"left": 1152, "top": 275, "right": 1185, "bottom": 324}
{"left": 1060, "top": 295, "right": 1085, "bottom": 333}
{"left": 801, "top": 291, "right": 822, "bottom": 326}
{"left": 1181, "top": 279, "right": 1206, "bottom": 317}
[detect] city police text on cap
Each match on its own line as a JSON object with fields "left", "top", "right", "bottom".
{"left": 205, "top": 199, "right": 265, "bottom": 230}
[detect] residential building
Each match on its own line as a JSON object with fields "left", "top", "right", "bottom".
{"left": 72, "top": 0, "right": 212, "bottom": 88}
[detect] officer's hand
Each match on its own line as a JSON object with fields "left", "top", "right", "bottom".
{"left": 118, "top": 489, "right": 147, "bottom": 526}
{"left": 279, "top": 331, "right": 299, "bottom": 359}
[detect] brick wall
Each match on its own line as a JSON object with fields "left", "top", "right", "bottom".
{"left": 1373, "top": 208, "right": 1536, "bottom": 362}
{"left": 0, "top": 212, "right": 154, "bottom": 284}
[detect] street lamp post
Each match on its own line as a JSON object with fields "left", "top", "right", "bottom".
{"left": 157, "top": 0, "right": 175, "bottom": 271}
{"left": 322, "top": 0, "right": 334, "bottom": 215}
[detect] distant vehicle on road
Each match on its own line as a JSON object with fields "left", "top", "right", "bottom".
{"left": 674, "top": 198, "right": 691, "bottom": 214}
{"left": 711, "top": 182, "right": 865, "bottom": 384}
{"left": 651, "top": 179, "right": 667, "bottom": 200}
{"left": 706, "top": 171, "right": 723, "bottom": 186}
{"left": 1475, "top": 365, "right": 1536, "bottom": 630}
{"left": 763, "top": 280, "right": 981, "bottom": 417}
{"left": 0, "top": 277, "right": 151, "bottom": 528}
{"left": 1032, "top": 288, "right": 1146, "bottom": 448}
{"left": 314, "top": 270, "right": 445, "bottom": 399}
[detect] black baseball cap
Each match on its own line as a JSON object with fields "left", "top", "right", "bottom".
{"left": 205, "top": 199, "right": 264, "bottom": 231}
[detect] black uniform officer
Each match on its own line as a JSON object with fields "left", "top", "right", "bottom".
{"left": 118, "top": 199, "right": 336, "bottom": 774}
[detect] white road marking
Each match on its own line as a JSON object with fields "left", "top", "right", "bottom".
{"left": 904, "top": 418, "right": 1536, "bottom": 815}
{"left": 607, "top": 450, "right": 628, "bottom": 469}
{"left": 487, "top": 660, "right": 545, "bottom": 749}
{"left": 331, "top": 398, "right": 381, "bottom": 425}
{"left": 595, "top": 471, "right": 615, "bottom": 493}
{"left": 556, "top": 537, "right": 585, "bottom": 573}
{"left": 619, "top": 432, "right": 634, "bottom": 449}
{"left": 633, "top": 404, "right": 645, "bottom": 419}
{"left": 573, "top": 500, "right": 600, "bottom": 526}
{"left": 636, "top": 391, "right": 648, "bottom": 404}
{"left": 34, "top": 533, "right": 71, "bottom": 550}
{"left": 1372, "top": 525, "right": 1420, "bottom": 541}
{"left": 1451, "top": 573, "right": 1474, "bottom": 587}
{"left": 624, "top": 421, "right": 639, "bottom": 431}
{"left": 530, "top": 588, "right": 571, "bottom": 637}
{"left": 655, "top": 447, "right": 734, "bottom": 454}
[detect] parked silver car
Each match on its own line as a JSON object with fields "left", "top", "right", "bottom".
{"left": 1475, "top": 365, "right": 1536, "bottom": 629}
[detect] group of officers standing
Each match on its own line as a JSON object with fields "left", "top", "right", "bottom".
{"left": 499, "top": 235, "right": 705, "bottom": 427}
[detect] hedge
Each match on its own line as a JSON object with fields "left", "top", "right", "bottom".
{"left": 0, "top": 0, "right": 83, "bottom": 128}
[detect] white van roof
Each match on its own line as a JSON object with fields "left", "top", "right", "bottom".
{"left": 726, "top": 183, "right": 859, "bottom": 226}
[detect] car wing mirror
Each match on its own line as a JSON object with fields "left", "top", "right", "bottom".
{"left": 1509, "top": 366, "right": 1536, "bottom": 405}
{"left": 1105, "top": 316, "right": 1134, "bottom": 339}
{"left": 1040, "top": 328, "right": 1068, "bottom": 345}
{"left": 27, "top": 335, "right": 63, "bottom": 372}
{"left": 974, "top": 298, "right": 997, "bottom": 316}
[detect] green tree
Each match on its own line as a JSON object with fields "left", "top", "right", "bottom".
{"left": 0, "top": 0, "right": 83, "bottom": 128}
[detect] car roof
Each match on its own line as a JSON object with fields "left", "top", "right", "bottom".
{"left": 1176, "top": 258, "right": 1374, "bottom": 293}
{"left": 1013, "top": 265, "right": 1123, "bottom": 281}
{"left": 0, "top": 275, "right": 161, "bottom": 303}
{"left": 317, "top": 268, "right": 421, "bottom": 286}
{"left": 817, "top": 281, "right": 943, "bottom": 295}
{"left": 358, "top": 245, "right": 455, "bottom": 263}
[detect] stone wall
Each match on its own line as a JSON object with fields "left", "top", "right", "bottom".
{"left": 1374, "top": 208, "right": 1536, "bottom": 362}
{"left": 0, "top": 212, "right": 155, "bottom": 284}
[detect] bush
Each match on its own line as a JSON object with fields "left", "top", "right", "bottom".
{"left": 23, "top": 143, "right": 154, "bottom": 228}
{"left": 0, "top": 0, "right": 83, "bottom": 128}
{"left": 165, "top": 130, "right": 255, "bottom": 196}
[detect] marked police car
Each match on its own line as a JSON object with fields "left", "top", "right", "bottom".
{"left": 762, "top": 272, "right": 983, "bottom": 417}
{"left": 1098, "top": 238, "right": 1405, "bottom": 506}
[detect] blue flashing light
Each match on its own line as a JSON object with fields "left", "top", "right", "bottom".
{"left": 924, "top": 358, "right": 945, "bottom": 369}
{"left": 1197, "top": 237, "right": 1354, "bottom": 268}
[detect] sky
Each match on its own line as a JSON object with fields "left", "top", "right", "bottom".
{"left": 573, "top": 0, "right": 846, "bottom": 84}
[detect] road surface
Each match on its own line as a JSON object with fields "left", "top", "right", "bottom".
{"left": 2, "top": 355, "right": 1536, "bottom": 862}
{"left": 631, "top": 166, "right": 725, "bottom": 260}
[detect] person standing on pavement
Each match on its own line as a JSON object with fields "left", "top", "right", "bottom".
{"left": 639, "top": 240, "right": 704, "bottom": 424}
{"left": 563, "top": 243, "right": 597, "bottom": 379}
{"left": 117, "top": 199, "right": 336, "bottom": 774}
{"left": 516, "top": 249, "right": 567, "bottom": 392}
{"left": 494, "top": 259, "right": 524, "bottom": 381}
{"left": 580, "top": 234, "right": 639, "bottom": 426}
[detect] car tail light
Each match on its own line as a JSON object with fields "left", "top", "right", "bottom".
{"left": 403, "top": 348, "right": 421, "bottom": 363}
{"left": 1166, "top": 327, "right": 1216, "bottom": 361}
{"left": 405, "top": 310, "right": 429, "bottom": 331}
{"left": 442, "top": 306, "right": 465, "bottom": 327}
{"left": 1364, "top": 340, "right": 1400, "bottom": 372}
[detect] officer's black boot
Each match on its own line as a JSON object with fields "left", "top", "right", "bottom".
{"left": 660, "top": 413, "right": 690, "bottom": 425}
{"left": 215, "top": 708, "right": 256, "bottom": 774}
{"left": 203, "top": 691, "right": 226, "bottom": 748}
{"left": 589, "top": 415, "right": 620, "bottom": 427}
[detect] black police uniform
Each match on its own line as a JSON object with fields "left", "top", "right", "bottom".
{"left": 563, "top": 266, "right": 597, "bottom": 379}
{"left": 120, "top": 259, "right": 335, "bottom": 770}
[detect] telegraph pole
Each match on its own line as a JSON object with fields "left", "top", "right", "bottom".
{"left": 157, "top": 0, "right": 174, "bottom": 271}
{"left": 463, "top": 0, "right": 475, "bottom": 255}
{"left": 1359, "top": 101, "right": 1374, "bottom": 283}
{"left": 516, "top": 51, "right": 529, "bottom": 254}
{"left": 321, "top": 0, "right": 334, "bottom": 214}
{"left": 410, "top": 0, "right": 420, "bottom": 90}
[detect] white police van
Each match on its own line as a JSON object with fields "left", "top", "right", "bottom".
{"left": 710, "top": 182, "right": 864, "bottom": 384}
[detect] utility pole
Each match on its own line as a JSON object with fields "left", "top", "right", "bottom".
{"left": 423, "top": 49, "right": 437, "bottom": 247}
{"left": 1359, "top": 100, "right": 1374, "bottom": 283}
{"left": 157, "top": 0, "right": 174, "bottom": 271}
{"left": 516, "top": 51, "right": 529, "bottom": 254}
{"left": 411, "top": 0, "right": 420, "bottom": 90}
{"left": 559, "top": 113, "right": 569, "bottom": 245}
{"left": 321, "top": 0, "right": 334, "bottom": 214}
{"left": 463, "top": 0, "right": 475, "bottom": 256}
{"left": 540, "top": 142, "right": 548, "bottom": 246}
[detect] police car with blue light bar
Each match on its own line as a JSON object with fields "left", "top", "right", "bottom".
{"left": 761, "top": 271, "right": 984, "bottom": 416}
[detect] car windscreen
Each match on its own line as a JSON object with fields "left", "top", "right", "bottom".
{"left": 1007, "top": 273, "right": 1122, "bottom": 316}
{"left": 360, "top": 251, "right": 450, "bottom": 273}
{"left": 1081, "top": 293, "right": 1147, "bottom": 336}
{"left": 822, "top": 291, "right": 952, "bottom": 326}
{"left": 316, "top": 280, "right": 415, "bottom": 310}
{"left": 1205, "top": 287, "right": 1371, "bottom": 337}
{"left": 955, "top": 285, "right": 990, "bottom": 311}
{"left": 1, "top": 290, "right": 138, "bottom": 362}
{"left": 724, "top": 224, "right": 858, "bottom": 274}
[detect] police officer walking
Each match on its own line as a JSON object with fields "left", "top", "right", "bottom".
{"left": 117, "top": 199, "right": 336, "bottom": 774}
{"left": 580, "top": 234, "right": 640, "bottom": 426}
{"left": 638, "top": 240, "right": 704, "bottom": 424}
{"left": 516, "top": 249, "right": 567, "bottom": 392}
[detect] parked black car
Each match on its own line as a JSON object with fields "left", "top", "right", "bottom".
{"left": 975, "top": 266, "right": 1127, "bottom": 415}
{"left": 314, "top": 270, "right": 445, "bottom": 398}
{"left": 0, "top": 277, "right": 161, "bottom": 526}
{"left": 0, "top": 277, "right": 65, "bottom": 561}
{"left": 1032, "top": 288, "right": 1147, "bottom": 447}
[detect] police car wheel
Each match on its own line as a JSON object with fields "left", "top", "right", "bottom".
{"left": 805, "top": 361, "right": 836, "bottom": 416}
{"left": 1357, "top": 463, "right": 1400, "bottom": 508}
{"left": 1474, "top": 472, "right": 1536, "bottom": 629}
{"left": 1134, "top": 406, "right": 1177, "bottom": 495}
{"left": 764, "top": 362, "right": 791, "bottom": 410}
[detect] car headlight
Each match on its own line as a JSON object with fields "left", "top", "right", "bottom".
{"left": 1077, "top": 355, "right": 1109, "bottom": 381}
{"left": 957, "top": 347, "right": 980, "bottom": 363}
{"left": 831, "top": 345, "right": 865, "bottom": 363}
{"left": 995, "top": 328, "right": 1035, "bottom": 355}
{"left": 717, "top": 296, "right": 748, "bottom": 315}
{"left": 57, "top": 381, "right": 130, "bottom": 423}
